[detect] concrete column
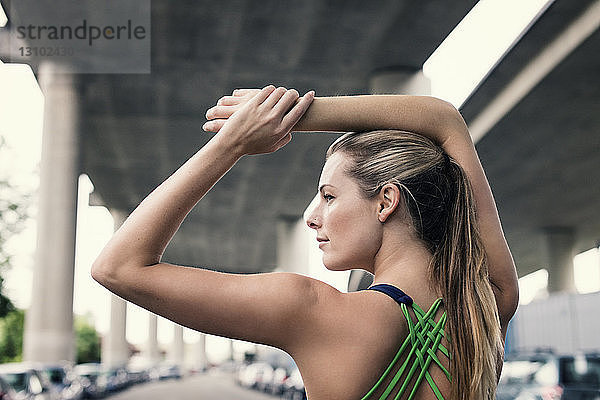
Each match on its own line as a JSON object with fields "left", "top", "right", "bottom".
{"left": 276, "top": 216, "right": 311, "bottom": 274}
{"left": 101, "top": 210, "right": 129, "bottom": 369}
{"left": 102, "top": 294, "right": 129, "bottom": 368}
{"left": 169, "top": 324, "right": 184, "bottom": 367}
{"left": 23, "top": 62, "right": 80, "bottom": 362}
{"left": 146, "top": 313, "right": 160, "bottom": 364}
{"left": 229, "top": 339, "right": 235, "bottom": 361}
{"left": 195, "top": 334, "right": 208, "bottom": 372}
{"left": 541, "top": 227, "right": 576, "bottom": 293}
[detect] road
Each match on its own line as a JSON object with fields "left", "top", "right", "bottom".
{"left": 107, "top": 372, "right": 282, "bottom": 400}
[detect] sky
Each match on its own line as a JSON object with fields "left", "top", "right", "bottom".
{"left": 1, "top": 0, "right": 599, "bottom": 365}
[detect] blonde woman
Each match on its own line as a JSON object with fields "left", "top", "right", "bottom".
{"left": 92, "top": 85, "right": 519, "bottom": 399}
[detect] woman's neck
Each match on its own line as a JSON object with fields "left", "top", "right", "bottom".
{"left": 371, "top": 233, "right": 436, "bottom": 298}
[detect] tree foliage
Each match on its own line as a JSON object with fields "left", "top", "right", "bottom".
{"left": 0, "top": 308, "right": 25, "bottom": 363}
{"left": 75, "top": 315, "right": 101, "bottom": 364}
{"left": 0, "top": 135, "right": 32, "bottom": 317}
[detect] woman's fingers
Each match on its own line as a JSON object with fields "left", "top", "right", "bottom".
{"left": 202, "top": 119, "right": 227, "bottom": 133}
{"left": 260, "top": 86, "right": 288, "bottom": 109}
{"left": 272, "top": 89, "right": 300, "bottom": 115}
{"left": 246, "top": 85, "right": 277, "bottom": 108}
{"left": 216, "top": 96, "right": 242, "bottom": 106}
{"left": 281, "top": 91, "right": 315, "bottom": 130}
{"left": 232, "top": 88, "right": 261, "bottom": 97}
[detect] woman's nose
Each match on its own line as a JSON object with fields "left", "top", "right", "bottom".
{"left": 304, "top": 194, "right": 321, "bottom": 229}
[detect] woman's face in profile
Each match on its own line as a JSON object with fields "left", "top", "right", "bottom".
{"left": 305, "top": 152, "right": 383, "bottom": 272}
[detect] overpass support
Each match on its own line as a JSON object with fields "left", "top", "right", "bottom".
{"left": 23, "top": 63, "right": 79, "bottom": 362}
{"left": 169, "top": 324, "right": 184, "bottom": 368}
{"left": 276, "top": 216, "right": 312, "bottom": 274}
{"left": 102, "top": 210, "right": 130, "bottom": 368}
{"left": 146, "top": 313, "right": 160, "bottom": 364}
{"left": 102, "top": 294, "right": 129, "bottom": 368}
{"left": 541, "top": 227, "right": 576, "bottom": 293}
{"left": 195, "top": 334, "right": 208, "bottom": 372}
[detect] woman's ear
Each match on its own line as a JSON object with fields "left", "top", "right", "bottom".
{"left": 377, "top": 183, "right": 401, "bottom": 223}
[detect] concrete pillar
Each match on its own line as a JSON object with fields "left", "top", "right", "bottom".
{"left": 169, "top": 324, "right": 184, "bottom": 367}
{"left": 23, "top": 62, "right": 79, "bottom": 362}
{"left": 276, "top": 216, "right": 311, "bottom": 274}
{"left": 101, "top": 210, "right": 129, "bottom": 369}
{"left": 195, "top": 334, "right": 208, "bottom": 372}
{"left": 146, "top": 313, "right": 160, "bottom": 364}
{"left": 102, "top": 294, "right": 129, "bottom": 368}
{"left": 229, "top": 339, "right": 235, "bottom": 361}
{"left": 541, "top": 227, "right": 576, "bottom": 293}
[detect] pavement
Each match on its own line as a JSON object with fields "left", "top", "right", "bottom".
{"left": 107, "top": 372, "right": 280, "bottom": 400}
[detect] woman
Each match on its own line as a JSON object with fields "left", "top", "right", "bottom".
{"left": 92, "top": 86, "right": 519, "bottom": 399}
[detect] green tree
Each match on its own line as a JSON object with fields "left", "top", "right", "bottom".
{"left": 75, "top": 315, "right": 101, "bottom": 364}
{"left": 0, "top": 308, "right": 25, "bottom": 362}
{"left": 0, "top": 135, "right": 33, "bottom": 317}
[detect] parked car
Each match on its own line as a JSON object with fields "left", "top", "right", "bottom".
{"left": 73, "top": 363, "right": 107, "bottom": 399}
{"left": 38, "top": 363, "right": 84, "bottom": 400}
{"left": 101, "top": 367, "right": 130, "bottom": 393}
{"left": 0, "top": 375, "right": 17, "bottom": 400}
{"left": 237, "top": 362, "right": 273, "bottom": 390}
{"left": 282, "top": 367, "right": 306, "bottom": 400}
{"left": 156, "top": 364, "right": 182, "bottom": 381}
{"left": 270, "top": 367, "right": 290, "bottom": 396}
{"left": 0, "top": 363, "right": 61, "bottom": 400}
{"left": 497, "top": 351, "right": 600, "bottom": 400}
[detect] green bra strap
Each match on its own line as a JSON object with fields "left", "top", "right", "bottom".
{"left": 362, "top": 300, "right": 440, "bottom": 399}
{"left": 361, "top": 298, "right": 451, "bottom": 400}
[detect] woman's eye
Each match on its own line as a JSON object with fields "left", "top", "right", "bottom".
{"left": 323, "top": 194, "right": 334, "bottom": 202}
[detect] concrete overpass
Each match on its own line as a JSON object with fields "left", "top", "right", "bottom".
{"left": 1, "top": 0, "right": 598, "bottom": 364}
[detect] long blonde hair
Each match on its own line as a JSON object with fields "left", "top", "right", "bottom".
{"left": 327, "top": 130, "right": 503, "bottom": 399}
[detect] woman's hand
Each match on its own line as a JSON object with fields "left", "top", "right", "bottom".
{"left": 203, "top": 88, "right": 261, "bottom": 132}
{"left": 203, "top": 85, "right": 314, "bottom": 155}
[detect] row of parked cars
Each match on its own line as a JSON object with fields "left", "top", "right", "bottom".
{"left": 235, "top": 361, "right": 306, "bottom": 400}
{"left": 0, "top": 361, "right": 182, "bottom": 400}
{"left": 497, "top": 350, "right": 600, "bottom": 400}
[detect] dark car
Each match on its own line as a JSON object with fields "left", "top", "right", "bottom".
{"left": 282, "top": 367, "right": 306, "bottom": 400}
{"left": 39, "top": 363, "right": 84, "bottom": 400}
{"left": 0, "top": 363, "right": 61, "bottom": 400}
{"left": 497, "top": 351, "right": 600, "bottom": 400}
{"left": 0, "top": 375, "right": 17, "bottom": 400}
{"left": 73, "top": 363, "right": 107, "bottom": 399}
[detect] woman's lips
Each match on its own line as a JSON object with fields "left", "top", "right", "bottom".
{"left": 318, "top": 240, "right": 329, "bottom": 248}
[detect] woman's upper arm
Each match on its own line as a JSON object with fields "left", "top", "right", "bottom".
{"left": 92, "top": 263, "right": 326, "bottom": 351}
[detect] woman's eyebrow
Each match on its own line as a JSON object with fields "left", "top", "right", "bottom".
{"left": 318, "top": 184, "right": 335, "bottom": 192}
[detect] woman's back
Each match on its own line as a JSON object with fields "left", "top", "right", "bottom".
{"left": 289, "top": 281, "right": 452, "bottom": 400}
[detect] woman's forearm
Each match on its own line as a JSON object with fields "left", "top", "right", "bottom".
{"left": 92, "top": 134, "right": 243, "bottom": 274}
{"left": 294, "top": 95, "right": 469, "bottom": 145}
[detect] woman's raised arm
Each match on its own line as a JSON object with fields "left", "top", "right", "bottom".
{"left": 207, "top": 93, "right": 520, "bottom": 331}
{"left": 91, "top": 86, "right": 324, "bottom": 351}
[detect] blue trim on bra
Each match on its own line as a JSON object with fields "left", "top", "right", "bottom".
{"left": 366, "top": 284, "right": 413, "bottom": 307}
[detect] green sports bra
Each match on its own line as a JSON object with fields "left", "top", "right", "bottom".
{"left": 361, "top": 284, "right": 452, "bottom": 400}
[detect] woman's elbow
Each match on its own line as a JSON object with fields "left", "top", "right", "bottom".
{"left": 90, "top": 260, "right": 114, "bottom": 288}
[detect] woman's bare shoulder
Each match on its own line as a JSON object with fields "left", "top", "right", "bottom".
{"left": 289, "top": 286, "right": 412, "bottom": 399}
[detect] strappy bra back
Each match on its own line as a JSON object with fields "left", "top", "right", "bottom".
{"left": 361, "top": 284, "right": 452, "bottom": 400}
